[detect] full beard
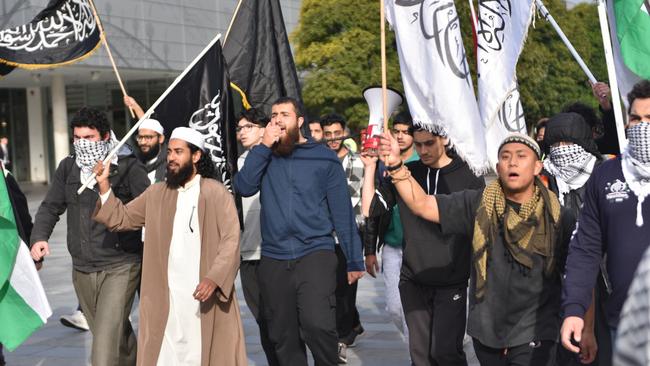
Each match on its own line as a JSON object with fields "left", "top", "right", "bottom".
{"left": 165, "top": 160, "right": 194, "bottom": 189}
{"left": 140, "top": 143, "right": 160, "bottom": 162}
{"left": 272, "top": 125, "right": 300, "bottom": 157}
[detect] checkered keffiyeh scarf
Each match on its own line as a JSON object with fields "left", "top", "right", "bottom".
{"left": 73, "top": 132, "right": 118, "bottom": 184}
{"left": 544, "top": 144, "right": 597, "bottom": 205}
{"left": 622, "top": 123, "right": 650, "bottom": 227}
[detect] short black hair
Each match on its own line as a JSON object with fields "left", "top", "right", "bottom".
{"left": 272, "top": 97, "right": 304, "bottom": 118}
{"left": 238, "top": 108, "right": 269, "bottom": 127}
{"left": 393, "top": 111, "right": 414, "bottom": 134}
{"left": 561, "top": 102, "right": 599, "bottom": 129}
{"left": 71, "top": 107, "right": 110, "bottom": 138}
{"left": 628, "top": 80, "right": 650, "bottom": 114}
{"left": 320, "top": 113, "right": 347, "bottom": 129}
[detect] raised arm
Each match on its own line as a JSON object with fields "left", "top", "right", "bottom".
{"left": 92, "top": 161, "right": 147, "bottom": 232}
{"left": 360, "top": 154, "right": 378, "bottom": 217}
{"left": 379, "top": 132, "right": 440, "bottom": 223}
{"left": 233, "top": 120, "right": 281, "bottom": 197}
{"left": 123, "top": 95, "right": 146, "bottom": 120}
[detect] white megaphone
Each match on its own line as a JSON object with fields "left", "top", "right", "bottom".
{"left": 362, "top": 86, "right": 403, "bottom": 153}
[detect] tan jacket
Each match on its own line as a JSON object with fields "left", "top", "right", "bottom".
{"left": 94, "top": 177, "right": 247, "bottom": 366}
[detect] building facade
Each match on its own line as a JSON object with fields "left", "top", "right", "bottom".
{"left": 0, "top": 0, "right": 301, "bottom": 182}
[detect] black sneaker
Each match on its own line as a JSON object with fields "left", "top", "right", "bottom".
{"left": 340, "top": 324, "right": 365, "bottom": 347}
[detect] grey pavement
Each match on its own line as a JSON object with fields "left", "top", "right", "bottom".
{"left": 4, "top": 182, "right": 478, "bottom": 366}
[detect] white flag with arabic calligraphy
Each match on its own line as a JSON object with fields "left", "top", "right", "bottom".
{"left": 386, "top": 0, "right": 489, "bottom": 175}
{"left": 477, "top": 0, "right": 535, "bottom": 166}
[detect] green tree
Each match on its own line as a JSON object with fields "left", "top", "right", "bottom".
{"left": 293, "top": 0, "right": 607, "bottom": 132}
{"left": 292, "top": 0, "right": 403, "bottom": 130}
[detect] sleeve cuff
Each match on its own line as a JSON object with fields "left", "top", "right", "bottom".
{"left": 99, "top": 189, "right": 112, "bottom": 205}
{"left": 563, "top": 303, "right": 587, "bottom": 319}
{"left": 347, "top": 260, "right": 365, "bottom": 272}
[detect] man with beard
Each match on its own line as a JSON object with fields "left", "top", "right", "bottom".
{"left": 321, "top": 113, "right": 364, "bottom": 360}
{"left": 30, "top": 107, "right": 149, "bottom": 366}
{"left": 234, "top": 97, "right": 364, "bottom": 366}
{"left": 93, "top": 127, "right": 246, "bottom": 365}
{"left": 361, "top": 112, "right": 418, "bottom": 344}
{"left": 379, "top": 131, "right": 576, "bottom": 365}
{"left": 136, "top": 119, "right": 167, "bottom": 184}
{"left": 561, "top": 80, "right": 650, "bottom": 357}
{"left": 124, "top": 96, "right": 167, "bottom": 184}
{"left": 235, "top": 108, "right": 279, "bottom": 365}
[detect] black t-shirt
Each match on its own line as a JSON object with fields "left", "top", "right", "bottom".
{"left": 436, "top": 189, "right": 576, "bottom": 348}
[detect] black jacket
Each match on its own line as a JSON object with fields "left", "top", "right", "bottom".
{"left": 135, "top": 142, "right": 167, "bottom": 183}
{"left": 31, "top": 148, "right": 149, "bottom": 273}
{"left": 365, "top": 157, "right": 485, "bottom": 287}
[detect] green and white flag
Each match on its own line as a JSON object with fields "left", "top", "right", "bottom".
{"left": 0, "top": 170, "right": 51, "bottom": 351}
{"left": 607, "top": 0, "right": 650, "bottom": 101}
{"left": 615, "top": 0, "right": 650, "bottom": 79}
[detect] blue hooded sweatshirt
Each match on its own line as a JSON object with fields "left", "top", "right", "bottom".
{"left": 233, "top": 141, "right": 364, "bottom": 272}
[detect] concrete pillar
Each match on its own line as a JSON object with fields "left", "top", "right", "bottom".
{"left": 26, "top": 87, "right": 47, "bottom": 182}
{"left": 51, "top": 74, "right": 69, "bottom": 164}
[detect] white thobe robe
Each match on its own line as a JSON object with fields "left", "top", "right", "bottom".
{"left": 157, "top": 174, "right": 202, "bottom": 366}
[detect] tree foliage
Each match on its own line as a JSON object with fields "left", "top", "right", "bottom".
{"left": 292, "top": 0, "right": 607, "bottom": 131}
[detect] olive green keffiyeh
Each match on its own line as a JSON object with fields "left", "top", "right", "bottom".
{"left": 471, "top": 178, "right": 561, "bottom": 300}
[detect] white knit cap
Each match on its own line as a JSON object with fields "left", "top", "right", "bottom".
{"left": 170, "top": 127, "right": 205, "bottom": 151}
{"left": 138, "top": 118, "right": 164, "bottom": 135}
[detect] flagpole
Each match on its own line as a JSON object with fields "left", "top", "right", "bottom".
{"left": 78, "top": 34, "right": 224, "bottom": 194}
{"left": 597, "top": 0, "right": 627, "bottom": 152}
{"left": 380, "top": 0, "right": 389, "bottom": 134}
{"left": 223, "top": 0, "right": 244, "bottom": 46}
{"left": 87, "top": 0, "right": 135, "bottom": 118}
{"left": 535, "top": 0, "right": 597, "bottom": 84}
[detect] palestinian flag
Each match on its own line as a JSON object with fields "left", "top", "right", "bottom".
{"left": 615, "top": 0, "right": 650, "bottom": 79}
{"left": 0, "top": 170, "right": 52, "bottom": 351}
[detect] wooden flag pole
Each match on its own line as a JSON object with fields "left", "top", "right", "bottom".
{"left": 224, "top": 0, "right": 244, "bottom": 47}
{"left": 87, "top": 0, "right": 135, "bottom": 118}
{"left": 380, "top": 0, "right": 389, "bottom": 134}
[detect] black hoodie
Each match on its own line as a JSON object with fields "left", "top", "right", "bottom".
{"left": 366, "top": 156, "right": 484, "bottom": 287}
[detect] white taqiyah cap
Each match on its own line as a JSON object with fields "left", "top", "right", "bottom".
{"left": 138, "top": 119, "right": 164, "bottom": 135}
{"left": 170, "top": 127, "right": 205, "bottom": 151}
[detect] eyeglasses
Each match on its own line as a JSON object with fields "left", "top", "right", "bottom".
{"left": 236, "top": 124, "right": 260, "bottom": 133}
{"left": 136, "top": 134, "right": 158, "bottom": 142}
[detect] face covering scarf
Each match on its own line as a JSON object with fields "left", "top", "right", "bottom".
{"left": 544, "top": 144, "right": 597, "bottom": 205}
{"left": 73, "top": 131, "right": 118, "bottom": 187}
{"left": 622, "top": 122, "right": 650, "bottom": 226}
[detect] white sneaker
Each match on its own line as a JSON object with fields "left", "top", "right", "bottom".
{"left": 60, "top": 310, "right": 89, "bottom": 331}
{"left": 337, "top": 342, "right": 348, "bottom": 364}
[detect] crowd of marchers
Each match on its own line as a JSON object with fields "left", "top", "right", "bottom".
{"left": 2, "top": 79, "right": 650, "bottom": 366}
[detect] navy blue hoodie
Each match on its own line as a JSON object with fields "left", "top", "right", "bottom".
{"left": 562, "top": 157, "right": 650, "bottom": 327}
{"left": 233, "top": 141, "right": 364, "bottom": 271}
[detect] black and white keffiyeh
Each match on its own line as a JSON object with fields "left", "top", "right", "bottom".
{"left": 622, "top": 123, "right": 650, "bottom": 227}
{"left": 544, "top": 144, "right": 597, "bottom": 205}
{"left": 73, "top": 131, "right": 118, "bottom": 185}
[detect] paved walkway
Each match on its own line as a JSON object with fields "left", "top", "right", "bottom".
{"left": 4, "top": 183, "right": 478, "bottom": 366}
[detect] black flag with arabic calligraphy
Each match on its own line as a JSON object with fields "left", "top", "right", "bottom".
{"left": 0, "top": 0, "right": 101, "bottom": 76}
{"left": 151, "top": 37, "right": 238, "bottom": 192}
